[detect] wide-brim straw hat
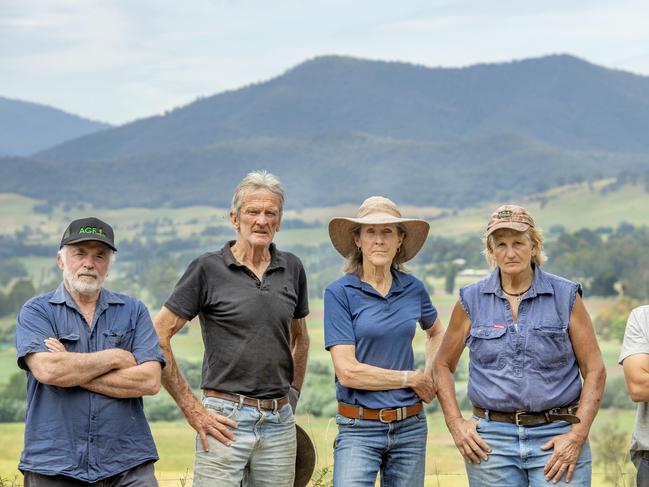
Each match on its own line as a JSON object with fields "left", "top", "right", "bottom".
{"left": 328, "top": 196, "right": 430, "bottom": 263}
{"left": 294, "top": 424, "right": 316, "bottom": 487}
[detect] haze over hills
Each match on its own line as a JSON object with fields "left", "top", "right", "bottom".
{"left": 0, "top": 97, "right": 111, "bottom": 156}
{"left": 3, "top": 54, "right": 649, "bottom": 208}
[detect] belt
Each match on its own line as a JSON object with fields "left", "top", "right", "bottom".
{"left": 473, "top": 404, "right": 580, "bottom": 427}
{"left": 338, "top": 402, "right": 423, "bottom": 423}
{"left": 204, "top": 390, "right": 289, "bottom": 411}
{"left": 641, "top": 451, "right": 649, "bottom": 461}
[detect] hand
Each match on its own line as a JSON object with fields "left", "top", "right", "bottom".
{"left": 407, "top": 370, "right": 435, "bottom": 403}
{"left": 187, "top": 401, "right": 238, "bottom": 451}
{"left": 447, "top": 417, "right": 491, "bottom": 464}
{"left": 44, "top": 337, "right": 66, "bottom": 352}
{"left": 541, "top": 430, "right": 586, "bottom": 483}
{"left": 288, "top": 386, "right": 300, "bottom": 413}
{"left": 111, "top": 348, "right": 137, "bottom": 369}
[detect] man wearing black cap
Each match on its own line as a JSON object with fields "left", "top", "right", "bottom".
{"left": 15, "top": 217, "right": 165, "bottom": 487}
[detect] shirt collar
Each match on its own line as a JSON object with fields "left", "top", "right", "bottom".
{"left": 480, "top": 265, "right": 554, "bottom": 298}
{"left": 48, "top": 282, "right": 124, "bottom": 309}
{"left": 222, "top": 241, "right": 286, "bottom": 271}
{"left": 342, "top": 267, "right": 406, "bottom": 297}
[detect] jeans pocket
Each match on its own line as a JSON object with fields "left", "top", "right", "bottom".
{"left": 335, "top": 413, "right": 357, "bottom": 426}
{"left": 414, "top": 409, "right": 426, "bottom": 422}
{"left": 204, "top": 398, "right": 238, "bottom": 419}
{"left": 277, "top": 403, "right": 295, "bottom": 424}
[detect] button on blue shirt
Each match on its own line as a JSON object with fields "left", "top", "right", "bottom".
{"left": 15, "top": 283, "right": 165, "bottom": 482}
{"left": 324, "top": 269, "right": 437, "bottom": 409}
{"left": 460, "top": 266, "right": 582, "bottom": 412}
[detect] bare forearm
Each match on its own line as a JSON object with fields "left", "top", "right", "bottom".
{"left": 434, "top": 362, "right": 464, "bottom": 425}
{"left": 291, "top": 336, "right": 309, "bottom": 392}
{"left": 160, "top": 340, "right": 201, "bottom": 416}
{"left": 27, "top": 349, "right": 134, "bottom": 387}
{"left": 571, "top": 366, "right": 606, "bottom": 440}
{"left": 425, "top": 321, "right": 445, "bottom": 377}
{"left": 82, "top": 362, "right": 161, "bottom": 398}
{"left": 338, "top": 362, "right": 413, "bottom": 390}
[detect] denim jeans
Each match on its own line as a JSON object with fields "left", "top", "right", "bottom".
{"left": 332, "top": 410, "right": 428, "bottom": 487}
{"left": 637, "top": 456, "right": 649, "bottom": 487}
{"left": 465, "top": 416, "right": 592, "bottom": 487}
{"left": 192, "top": 397, "right": 296, "bottom": 487}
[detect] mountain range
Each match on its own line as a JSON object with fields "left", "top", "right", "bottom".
{"left": 0, "top": 97, "right": 110, "bottom": 156}
{"left": 3, "top": 54, "right": 649, "bottom": 209}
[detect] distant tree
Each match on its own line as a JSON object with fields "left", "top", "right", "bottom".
{"left": 7, "top": 279, "right": 36, "bottom": 314}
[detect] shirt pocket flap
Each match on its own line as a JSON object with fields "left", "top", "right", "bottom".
{"left": 469, "top": 325, "right": 507, "bottom": 339}
{"left": 58, "top": 333, "right": 80, "bottom": 343}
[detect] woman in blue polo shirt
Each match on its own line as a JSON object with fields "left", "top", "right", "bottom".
{"left": 435, "top": 204, "right": 606, "bottom": 487}
{"left": 324, "top": 196, "right": 445, "bottom": 487}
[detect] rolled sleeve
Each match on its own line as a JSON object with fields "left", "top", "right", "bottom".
{"left": 15, "top": 302, "right": 55, "bottom": 371}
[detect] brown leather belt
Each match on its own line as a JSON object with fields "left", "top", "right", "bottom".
{"left": 473, "top": 404, "right": 580, "bottom": 427}
{"left": 338, "top": 402, "right": 423, "bottom": 423}
{"left": 205, "top": 390, "right": 289, "bottom": 411}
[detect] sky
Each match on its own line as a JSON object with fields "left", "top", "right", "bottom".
{"left": 2, "top": 0, "right": 649, "bottom": 125}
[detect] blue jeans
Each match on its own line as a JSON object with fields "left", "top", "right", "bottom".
{"left": 192, "top": 397, "right": 296, "bottom": 487}
{"left": 332, "top": 410, "right": 428, "bottom": 487}
{"left": 465, "top": 416, "right": 592, "bottom": 487}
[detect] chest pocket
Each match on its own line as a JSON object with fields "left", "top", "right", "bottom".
{"left": 58, "top": 333, "right": 81, "bottom": 353}
{"left": 531, "top": 323, "right": 569, "bottom": 369}
{"left": 467, "top": 325, "right": 508, "bottom": 370}
{"left": 103, "top": 326, "right": 135, "bottom": 350}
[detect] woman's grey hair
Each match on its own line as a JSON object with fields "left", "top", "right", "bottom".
{"left": 231, "top": 170, "right": 285, "bottom": 217}
{"left": 343, "top": 223, "right": 409, "bottom": 275}
{"left": 58, "top": 245, "right": 117, "bottom": 266}
{"left": 483, "top": 226, "right": 547, "bottom": 268}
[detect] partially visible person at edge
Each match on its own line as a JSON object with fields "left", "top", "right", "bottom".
{"left": 620, "top": 306, "right": 649, "bottom": 487}
{"left": 434, "top": 204, "right": 606, "bottom": 487}
{"left": 15, "top": 217, "right": 165, "bottom": 487}
{"left": 323, "top": 196, "right": 445, "bottom": 487}
{"left": 153, "top": 171, "right": 310, "bottom": 486}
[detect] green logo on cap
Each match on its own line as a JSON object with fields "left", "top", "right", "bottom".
{"left": 497, "top": 210, "right": 513, "bottom": 219}
{"left": 79, "top": 226, "right": 105, "bottom": 236}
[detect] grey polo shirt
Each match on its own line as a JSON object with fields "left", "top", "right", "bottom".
{"left": 165, "top": 241, "right": 309, "bottom": 399}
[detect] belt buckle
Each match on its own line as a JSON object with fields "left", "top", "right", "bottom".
{"left": 514, "top": 411, "right": 525, "bottom": 426}
{"left": 379, "top": 408, "right": 400, "bottom": 423}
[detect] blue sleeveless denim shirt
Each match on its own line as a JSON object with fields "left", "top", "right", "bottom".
{"left": 460, "top": 266, "right": 582, "bottom": 412}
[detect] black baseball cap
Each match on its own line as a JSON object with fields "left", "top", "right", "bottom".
{"left": 60, "top": 217, "right": 117, "bottom": 251}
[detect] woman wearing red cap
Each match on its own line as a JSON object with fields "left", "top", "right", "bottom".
{"left": 435, "top": 204, "right": 605, "bottom": 486}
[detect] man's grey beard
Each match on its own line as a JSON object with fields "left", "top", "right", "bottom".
{"left": 63, "top": 267, "right": 105, "bottom": 295}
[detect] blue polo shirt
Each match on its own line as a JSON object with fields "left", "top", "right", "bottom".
{"left": 460, "top": 266, "right": 582, "bottom": 412}
{"left": 324, "top": 269, "right": 437, "bottom": 409}
{"left": 15, "top": 283, "right": 165, "bottom": 482}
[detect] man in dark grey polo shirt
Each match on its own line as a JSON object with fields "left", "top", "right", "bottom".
{"left": 154, "top": 171, "right": 310, "bottom": 487}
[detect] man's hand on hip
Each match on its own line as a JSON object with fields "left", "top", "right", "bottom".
{"left": 188, "top": 402, "right": 239, "bottom": 452}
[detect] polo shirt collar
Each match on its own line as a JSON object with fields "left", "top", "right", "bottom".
{"left": 480, "top": 265, "right": 554, "bottom": 298}
{"left": 342, "top": 267, "right": 406, "bottom": 297}
{"left": 222, "top": 241, "right": 286, "bottom": 270}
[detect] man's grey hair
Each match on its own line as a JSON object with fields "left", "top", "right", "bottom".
{"left": 231, "top": 170, "right": 285, "bottom": 217}
{"left": 58, "top": 245, "right": 117, "bottom": 266}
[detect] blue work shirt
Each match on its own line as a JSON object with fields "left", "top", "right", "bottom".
{"left": 324, "top": 269, "right": 437, "bottom": 409}
{"left": 15, "top": 283, "right": 165, "bottom": 482}
{"left": 460, "top": 266, "right": 582, "bottom": 413}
